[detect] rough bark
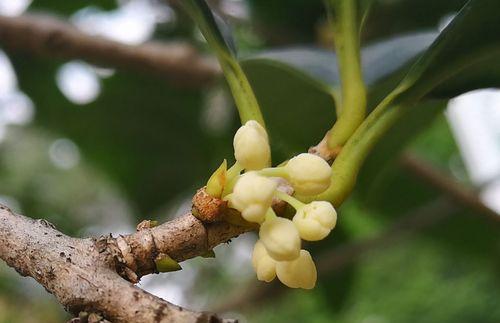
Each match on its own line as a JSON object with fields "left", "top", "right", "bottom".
{"left": 0, "top": 203, "right": 247, "bottom": 322}
{"left": 114, "top": 211, "right": 251, "bottom": 280}
{"left": 0, "top": 14, "right": 220, "bottom": 87}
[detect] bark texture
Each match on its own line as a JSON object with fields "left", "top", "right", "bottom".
{"left": 0, "top": 203, "right": 247, "bottom": 322}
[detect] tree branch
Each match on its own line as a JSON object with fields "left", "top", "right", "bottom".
{"left": 0, "top": 14, "right": 220, "bottom": 87}
{"left": 400, "top": 153, "right": 499, "bottom": 223}
{"left": 0, "top": 202, "right": 246, "bottom": 322}
{"left": 114, "top": 210, "right": 251, "bottom": 280}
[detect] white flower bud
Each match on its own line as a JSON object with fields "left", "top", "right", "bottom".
{"left": 259, "top": 217, "right": 301, "bottom": 261}
{"left": 251, "top": 240, "right": 277, "bottom": 282}
{"left": 233, "top": 120, "right": 271, "bottom": 170}
{"left": 285, "top": 153, "right": 331, "bottom": 195}
{"left": 276, "top": 249, "right": 317, "bottom": 289}
{"left": 293, "top": 201, "right": 337, "bottom": 241}
{"left": 229, "top": 173, "right": 277, "bottom": 223}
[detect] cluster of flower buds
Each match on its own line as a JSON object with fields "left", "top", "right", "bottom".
{"left": 207, "top": 120, "right": 337, "bottom": 289}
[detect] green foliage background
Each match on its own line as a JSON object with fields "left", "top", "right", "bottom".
{"left": 0, "top": 0, "right": 499, "bottom": 322}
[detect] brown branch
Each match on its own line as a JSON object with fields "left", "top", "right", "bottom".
{"left": 400, "top": 153, "right": 499, "bottom": 222}
{"left": 0, "top": 202, "right": 247, "bottom": 322}
{"left": 114, "top": 210, "right": 251, "bottom": 280}
{"left": 0, "top": 14, "right": 220, "bottom": 87}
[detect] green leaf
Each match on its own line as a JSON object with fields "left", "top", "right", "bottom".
{"left": 206, "top": 159, "right": 227, "bottom": 198}
{"left": 240, "top": 58, "right": 337, "bottom": 161}
{"left": 238, "top": 32, "right": 437, "bottom": 160}
{"left": 180, "top": 0, "right": 236, "bottom": 56}
{"left": 200, "top": 250, "right": 216, "bottom": 258}
{"left": 243, "top": 32, "right": 437, "bottom": 100}
{"left": 355, "top": 100, "right": 447, "bottom": 203}
{"left": 181, "top": 0, "right": 265, "bottom": 126}
{"left": 249, "top": 0, "right": 500, "bottom": 105}
{"left": 155, "top": 254, "right": 182, "bottom": 272}
{"left": 393, "top": 0, "right": 500, "bottom": 103}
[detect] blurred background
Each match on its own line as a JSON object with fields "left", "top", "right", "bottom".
{"left": 0, "top": 0, "right": 499, "bottom": 322}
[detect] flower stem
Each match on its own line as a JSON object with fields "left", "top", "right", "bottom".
{"left": 180, "top": 0, "right": 266, "bottom": 127}
{"left": 299, "top": 92, "right": 408, "bottom": 207}
{"left": 325, "top": 0, "right": 367, "bottom": 150}
{"left": 265, "top": 208, "right": 278, "bottom": 222}
{"left": 220, "top": 59, "right": 266, "bottom": 127}
{"left": 258, "top": 166, "right": 287, "bottom": 178}
{"left": 275, "top": 190, "right": 305, "bottom": 210}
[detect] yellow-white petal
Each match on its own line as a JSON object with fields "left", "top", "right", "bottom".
{"left": 252, "top": 240, "right": 276, "bottom": 282}
{"left": 259, "top": 217, "right": 301, "bottom": 261}
{"left": 233, "top": 120, "right": 271, "bottom": 170}
{"left": 276, "top": 250, "right": 317, "bottom": 289}
{"left": 285, "top": 153, "right": 331, "bottom": 195}
{"left": 293, "top": 201, "right": 337, "bottom": 241}
{"left": 230, "top": 172, "right": 277, "bottom": 223}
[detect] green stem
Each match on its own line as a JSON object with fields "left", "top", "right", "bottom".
{"left": 265, "top": 208, "right": 278, "bottom": 221}
{"left": 220, "top": 59, "right": 266, "bottom": 126}
{"left": 258, "top": 166, "right": 287, "bottom": 178}
{"left": 325, "top": 0, "right": 367, "bottom": 150}
{"left": 299, "top": 92, "right": 407, "bottom": 207}
{"left": 275, "top": 190, "right": 305, "bottom": 210}
{"left": 181, "top": 0, "right": 266, "bottom": 127}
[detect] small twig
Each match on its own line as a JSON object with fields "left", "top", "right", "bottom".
{"left": 0, "top": 14, "right": 220, "bottom": 87}
{"left": 400, "top": 153, "right": 499, "bottom": 223}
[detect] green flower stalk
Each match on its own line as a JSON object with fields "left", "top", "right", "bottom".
{"left": 325, "top": 0, "right": 367, "bottom": 151}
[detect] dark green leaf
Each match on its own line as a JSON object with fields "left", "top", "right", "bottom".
{"left": 238, "top": 32, "right": 439, "bottom": 161}
{"left": 395, "top": 0, "right": 500, "bottom": 102}
{"left": 240, "top": 58, "right": 336, "bottom": 161}
{"left": 180, "top": 0, "right": 236, "bottom": 55}
{"left": 243, "top": 31, "right": 437, "bottom": 91}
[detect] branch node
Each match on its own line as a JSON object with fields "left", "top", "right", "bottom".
{"left": 192, "top": 188, "right": 227, "bottom": 223}
{"left": 136, "top": 219, "right": 158, "bottom": 231}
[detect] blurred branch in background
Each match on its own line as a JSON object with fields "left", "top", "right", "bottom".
{"left": 401, "top": 153, "right": 500, "bottom": 223}
{"left": 215, "top": 152, "right": 499, "bottom": 312}
{"left": 0, "top": 14, "right": 220, "bottom": 87}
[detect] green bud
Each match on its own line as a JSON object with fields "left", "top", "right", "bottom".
{"left": 206, "top": 159, "right": 227, "bottom": 198}
{"left": 155, "top": 254, "right": 182, "bottom": 272}
{"left": 200, "top": 250, "right": 216, "bottom": 258}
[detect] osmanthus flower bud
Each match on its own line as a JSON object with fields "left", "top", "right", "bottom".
{"left": 229, "top": 172, "right": 277, "bottom": 223}
{"left": 233, "top": 120, "right": 271, "bottom": 170}
{"left": 276, "top": 250, "right": 317, "bottom": 289}
{"left": 259, "top": 216, "right": 301, "bottom": 261}
{"left": 251, "top": 240, "right": 277, "bottom": 282}
{"left": 293, "top": 201, "right": 337, "bottom": 241}
{"left": 284, "top": 153, "right": 331, "bottom": 195}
